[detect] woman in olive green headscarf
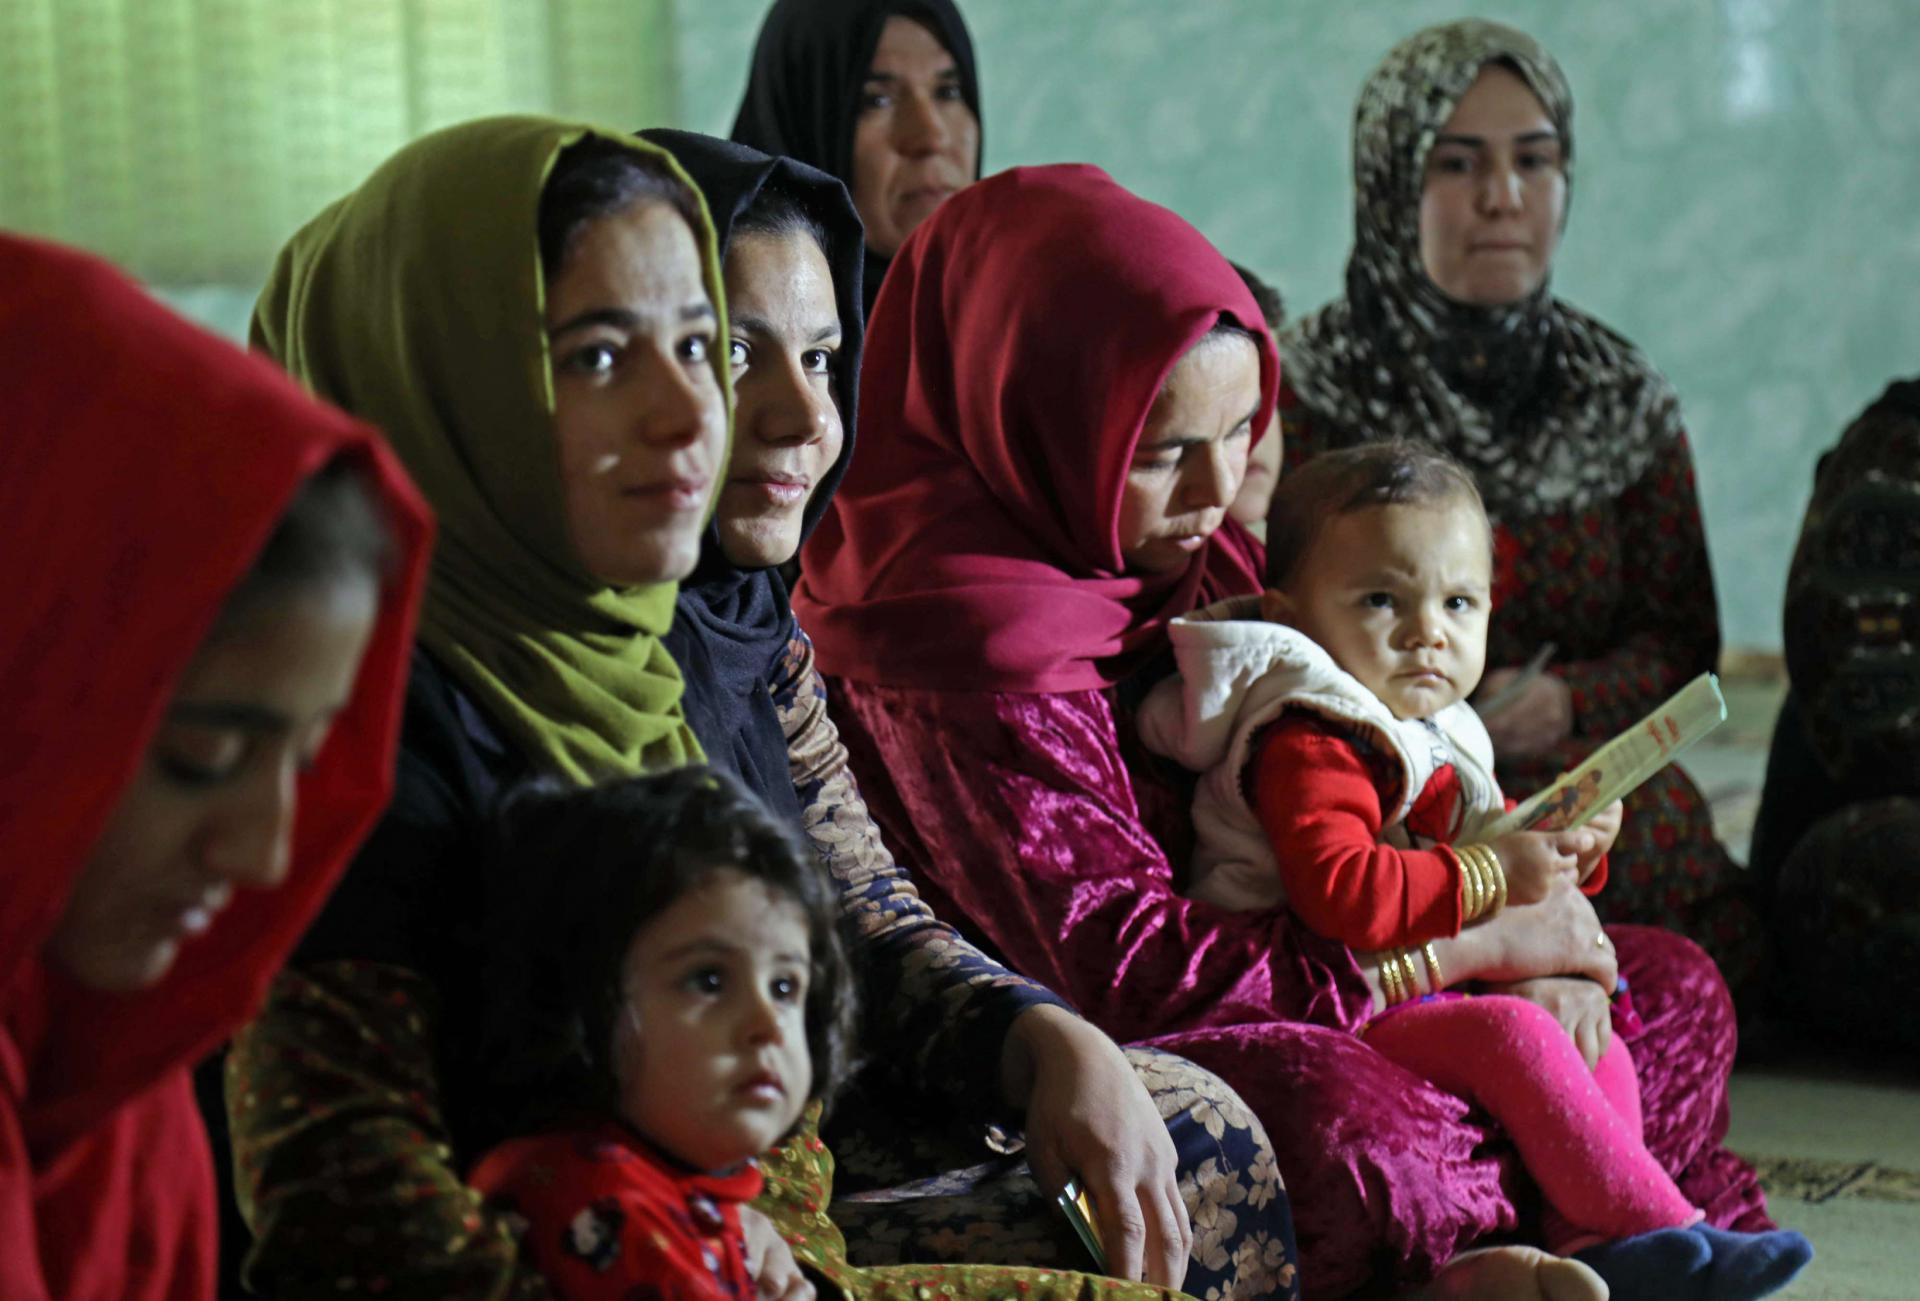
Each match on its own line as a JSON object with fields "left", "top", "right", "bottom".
{"left": 224, "top": 116, "right": 1195, "bottom": 1301}
{"left": 228, "top": 116, "right": 730, "bottom": 1298}
{"left": 253, "top": 115, "right": 720, "bottom": 780}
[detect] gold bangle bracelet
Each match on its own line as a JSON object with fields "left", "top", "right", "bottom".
{"left": 1457, "top": 847, "right": 1483, "bottom": 920}
{"left": 1422, "top": 941, "right": 1444, "bottom": 991}
{"left": 1399, "top": 948, "right": 1423, "bottom": 998}
{"left": 1460, "top": 844, "right": 1504, "bottom": 920}
{"left": 1458, "top": 845, "right": 1487, "bottom": 920}
{"left": 1380, "top": 952, "right": 1405, "bottom": 1005}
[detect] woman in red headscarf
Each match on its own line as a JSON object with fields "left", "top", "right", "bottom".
{"left": 0, "top": 235, "right": 430, "bottom": 1300}
{"left": 794, "top": 166, "right": 1771, "bottom": 1298}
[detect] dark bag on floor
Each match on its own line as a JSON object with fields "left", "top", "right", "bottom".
{"left": 1782, "top": 378, "right": 1920, "bottom": 794}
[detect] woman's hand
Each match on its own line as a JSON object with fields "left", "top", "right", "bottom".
{"left": 1476, "top": 671, "right": 1572, "bottom": 757}
{"left": 1437, "top": 875, "right": 1617, "bottom": 989}
{"left": 1482, "top": 975, "right": 1612, "bottom": 1069}
{"left": 1000, "top": 1004, "right": 1193, "bottom": 1287}
{"left": 740, "top": 1205, "right": 815, "bottom": 1300}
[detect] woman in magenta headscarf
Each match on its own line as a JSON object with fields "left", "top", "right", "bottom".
{"left": 794, "top": 164, "right": 1771, "bottom": 1298}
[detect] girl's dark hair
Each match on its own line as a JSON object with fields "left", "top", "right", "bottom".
{"left": 538, "top": 136, "right": 709, "bottom": 280}
{"left": 1265, "top": 439, "right": 1488, "bottom": 588}
{"left": 465, "top": 766, "right": 860, "bottom": 1151}
{"left": 222, "top": 455, "right": 395, "bottom": 622}
{"left": 731, "top": 183, "right": 831, "bottom": 260}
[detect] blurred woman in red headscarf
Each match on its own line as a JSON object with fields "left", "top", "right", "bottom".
{"left": 0, "top": 235, "right": 430, "bottom": 1300}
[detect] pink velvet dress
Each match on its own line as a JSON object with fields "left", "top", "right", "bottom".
{"left": 822, "top": 680, "right": 1771, "bottom": 1298}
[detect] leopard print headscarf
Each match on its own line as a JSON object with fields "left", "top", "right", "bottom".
{"left": 1278, "top": 19, "right": 1679, "bottom": 518}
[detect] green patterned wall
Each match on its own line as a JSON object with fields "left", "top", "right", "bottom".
{"left": 0, "top": 0, "right": 675, "bottom": 283}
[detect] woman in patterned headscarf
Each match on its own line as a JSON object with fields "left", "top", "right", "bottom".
{"left": 1277, "top": 19, "right": 1766, "bottom": 994}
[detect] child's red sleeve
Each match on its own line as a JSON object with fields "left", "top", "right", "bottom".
{"left": 1583, "top": 853, "right": 1610, "bottom": 895}
{"left": 1249, "top": 715, "right": 1465, "bottom": 950}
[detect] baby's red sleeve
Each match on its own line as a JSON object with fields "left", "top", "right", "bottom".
{"left": 1250, "top": 715, "right": 1466, "bottom": 949}
{"left": 1584, "top": 852, "right": 1610, "bottom": 895}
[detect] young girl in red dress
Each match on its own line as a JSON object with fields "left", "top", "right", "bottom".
{"left": 466, "top": 769, "right": 857, "bottom": 1300}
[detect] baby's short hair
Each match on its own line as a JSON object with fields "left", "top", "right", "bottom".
{"left": 1265, "top": 439, "right": 1488, "bottom": 588}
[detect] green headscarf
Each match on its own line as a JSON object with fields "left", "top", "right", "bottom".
{"left": 254, "top": 115, "right": 728, "bottom": 781}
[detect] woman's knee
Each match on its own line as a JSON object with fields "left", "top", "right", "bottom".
{"left": 1123, "top": 1045, "right": 1299, "bottom": 1298}
{"left": 1612, "top": 922, "right": 1733, "bottom": 1038}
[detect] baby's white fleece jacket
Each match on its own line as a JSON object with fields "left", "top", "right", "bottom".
{"left": 1137, "top": 594, "right": 1504, "bottom": 914}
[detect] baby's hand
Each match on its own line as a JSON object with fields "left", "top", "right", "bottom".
{"left": 1561, "top": 800, "right": 1623, "bottom": 886}
{"left": 1487, "top": 831, "right": 1579, "bottom": 906}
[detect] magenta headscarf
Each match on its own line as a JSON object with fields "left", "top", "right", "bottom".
{"left": 794, "top": 163, "right": 1276, "bottom": 693}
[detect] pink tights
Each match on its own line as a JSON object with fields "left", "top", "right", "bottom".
{"left": 1364, "top": 994, "right": 1702, "bottom": 1251}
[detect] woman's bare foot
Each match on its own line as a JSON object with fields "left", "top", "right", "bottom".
{"left": 1411, "top": 1245, "right": 1609, "bottom": 1301}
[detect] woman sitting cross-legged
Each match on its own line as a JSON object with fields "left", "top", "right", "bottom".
{"left": 639, "top": 127, "right": 1296, "bottom": 1297}
{"left": 1275, "top": 20, "right": 1764, "bottom": 993}
{"left": 793, "top": 162, "right": 1776, "bottom": 1299}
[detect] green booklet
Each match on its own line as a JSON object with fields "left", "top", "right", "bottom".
{"left": 1481, "top": 672, "right": 1727, "bottom": 838}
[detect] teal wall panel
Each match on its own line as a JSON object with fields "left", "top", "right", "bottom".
{"left": 672, "top": 0, "right": 1920, "bottom": 651}
{"left": 139, "top": 2, "right": 1920, "bottom": 649}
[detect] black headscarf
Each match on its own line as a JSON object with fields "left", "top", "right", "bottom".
{"left": 644, "top": 130, "right": 865, "bottom": 823}
{"left": 730, "top": 0, "right": 982, "bottom": 317}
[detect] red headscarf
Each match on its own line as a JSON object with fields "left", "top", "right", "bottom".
{"left": 0, "top": 236, "right": 431, "bottom": 1300}
{"left": 793, "top": 164, "right": 1275, "bottom": 693}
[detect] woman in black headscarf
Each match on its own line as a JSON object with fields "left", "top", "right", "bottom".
{"left": 644, "top": 130, "right": 1302, "bottom": 1299}
{"left": 647, "top": 129, "right": 865, "bottom": 816}
{"left": 731, "top": 0, "right": 981, "bottom": 316}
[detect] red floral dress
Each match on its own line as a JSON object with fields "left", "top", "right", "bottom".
{"left": 1281, "top": 382, "right": 1768, "bottom": 995}
{"left": 472, "top": 1125, "right": 760, "bottom": 1300}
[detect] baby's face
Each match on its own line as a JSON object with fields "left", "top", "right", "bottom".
{"left": 1272, "top": 498, "right": 1492, "bottom": 720}
{"left": 613, "top": 868, "right": 812, "bottom": 1171}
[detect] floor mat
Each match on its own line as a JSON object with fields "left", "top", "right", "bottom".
{"left": 1743, "top": 1154, "right": 1920, "bottom": 1206}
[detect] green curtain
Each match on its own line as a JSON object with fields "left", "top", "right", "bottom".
{"left": 0, "top": 0, "right": 678, "bottom": 283}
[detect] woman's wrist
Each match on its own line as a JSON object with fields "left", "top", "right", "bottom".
{"left": 999, "top": 1003, "right": 1084, "bottom": 1109}
{"left": 1427, "top": 926, "right": 1491, "bottom": 987}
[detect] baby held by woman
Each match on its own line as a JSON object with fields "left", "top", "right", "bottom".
{"left": 1142, "top": 440, "right": 1810, "bottom": 1300}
